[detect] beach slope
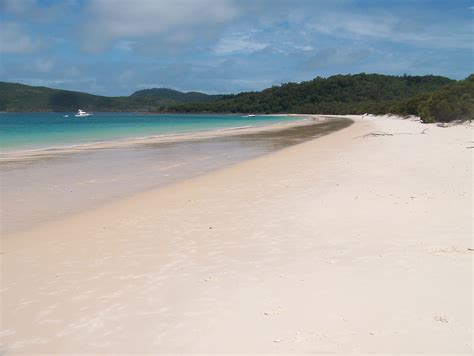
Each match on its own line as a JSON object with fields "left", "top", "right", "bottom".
{"left": 1, "top": 116, "right": 472, "bottom": 354}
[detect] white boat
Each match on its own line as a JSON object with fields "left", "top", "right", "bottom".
{"left": 242, "top": 114, "right": 256, "bottom": 118}
{"left": 63, "top": 114, "right": 69, "bottom": 118}
{"left": 75, "top": 109, "right": 92, "bottom": 117}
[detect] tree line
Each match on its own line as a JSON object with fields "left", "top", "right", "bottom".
{"left": 1, "top": 73, "right": 472, "bottom": 122}
{"left": 168, "top": 73, "right": 473, "bottom": 123}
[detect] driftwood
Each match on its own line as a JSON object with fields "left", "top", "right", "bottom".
{"left": 354, "top": 131, "right": 412, "bottom": 139}
{"left": 354, "top": 131, "right": 393, "bottom": 139}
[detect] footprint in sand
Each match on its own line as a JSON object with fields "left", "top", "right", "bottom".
{"left": 202, "top": 276, "right": 218, "bottom": 282}
{"left": 264, "top": 306, "right": 285, "bottom": 316}
{"left": 434, "top": 315, "right": 449, "bottom": 323}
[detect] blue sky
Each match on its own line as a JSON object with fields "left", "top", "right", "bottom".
{"left": 1, "top": 0, "right": 473, "bottom": 95}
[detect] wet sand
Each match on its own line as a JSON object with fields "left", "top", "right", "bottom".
{"left": 1, "top": 115, "right": 472, "bottom": 354}
{"left": 0, "top": 116, "right": 325, "bottom": 163}
{"left": 1, "top": 117, "right": 351, "bottom": 235}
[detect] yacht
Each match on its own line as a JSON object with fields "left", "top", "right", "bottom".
{"left": 75, "top": 109, "right": 92, "bottom": 117}
{"left": 242, "top": 114, "right": 256, "bottom": 118}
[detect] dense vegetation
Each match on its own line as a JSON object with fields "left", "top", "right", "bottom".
{"left": 1, "top": 73, "right": 472, "bottom": 122}
{"left": 390, "top": 75, "right": 474, "bottom": 123}
{"left": 170, "top": 73, "right": 473, "bottom": 123}
{"left": 169, "top": 74, "right": 454, "bottom": 114}
{"left": 131, "top": 88, "right": 221, "bottom": 103}
{"left": 0, "top": 82, "right": 220, "bottom": 112}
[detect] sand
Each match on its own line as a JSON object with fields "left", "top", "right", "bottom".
{"left": 1, "top": 117, "right": 351, "bottom": 235}
{"left": 1, "top": 115, "right": 472, "bottom": 354}
{"left": 0, "top": 115, "right": 318, "bottom": 163}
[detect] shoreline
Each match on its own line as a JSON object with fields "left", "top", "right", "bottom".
{"left": 0, "top": 114, "right": 315, "bottom": 162}
{"left": 1, "top": 115, "right": 472, "bottom": 353}
{"left": 1, "top": 116, "right": 350, "bottom": 235}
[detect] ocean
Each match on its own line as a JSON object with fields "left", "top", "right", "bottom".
{"left": 0, "top": 112, "right": 298, "bottom": 152}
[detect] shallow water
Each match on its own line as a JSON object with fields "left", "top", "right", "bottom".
{"left": 0, "top": 118, "right": 352, "bottom": 235}
{"left": 0, "top": 112, "right": 298, "bottom": 151}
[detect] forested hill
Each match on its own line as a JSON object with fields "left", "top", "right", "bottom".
{"left": 0, "top": 82, "right": 220, "bottom": 112}
{"left": 1, "top": 74, "right": 472, "bottom": 122}
{"left": 391, "top": 74, "right": 474, "bottom": 123}
{"left": 170, "top": 74, "right": 455, "bottom": 114}
{"left": 131, "top": 88, "right": 221, "bottom": 103}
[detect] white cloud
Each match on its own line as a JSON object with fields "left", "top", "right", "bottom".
{"left": 307, "top": 11, "right": 473, "bottom": 50}
{"left": 303, "top": 47, "right": 371, "bottom": 70}
{"left": 214, "top": 33, "right": 268, "bottom": 54}
{"left": 308, "top": 13, "right": 398, "bottom": 39}
{"left": 64, "top": 66, "right": 81, "bottom": 77}
{"left": 117, "top": 69, "right": 135, "bottom": 84}
{"left": 35, "top": 58, "right": 54, "bottom": 73}
{"left": 115, "top": 40, "right": 136, "bottom": 51}
{"left": 79, "top": 0, "right": 240, "bottom": 52}
{"left": 293, "top": 45, "right": 315, "bottom": 52}
{"left": 0, "top": 21, "right": 45, "bottom": 54}
{"left": 135, "top": 83, "right": 165, "bottom": 89}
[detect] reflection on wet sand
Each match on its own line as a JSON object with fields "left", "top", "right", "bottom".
{"left": 1, "top": 117, "right": 352, "bottom": 235}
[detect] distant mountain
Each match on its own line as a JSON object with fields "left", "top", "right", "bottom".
{"left": 0, "top": 82, "right": 118, "bottom": 112}
{"left": 131, "top": 88, "right": 221, "bottom": 103}
{"left": 1, "top": 74, "right": 470, "bottom": 122}
{"left": 0, "top": 82, "right": 221, "bottom": 112}
{"left": 170, "top": 73, "right": 456, "bottom": 115}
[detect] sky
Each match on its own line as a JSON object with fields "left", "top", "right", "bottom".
{"left": 0, "top": 0, "right": 473, "bottom": 96}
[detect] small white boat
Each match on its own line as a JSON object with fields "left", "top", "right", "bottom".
{"left": 75, "top": 109, "right": 92, "bottom": 117}
{"left": 242, "top": 114, "right": 256, "bottom": 118}
{"left": 63, "top": 114, "right": 69, "bottom": 118}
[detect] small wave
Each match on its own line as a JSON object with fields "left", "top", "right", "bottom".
{"left": 217, "top": 125, "right": 253, "bottom": 131}
{"left": 0, "top": 118, "right": 309, "bottom": 162}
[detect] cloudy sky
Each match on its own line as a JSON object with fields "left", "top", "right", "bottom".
{"left": 1, "top": 0, "right": 473, "bottom": 95}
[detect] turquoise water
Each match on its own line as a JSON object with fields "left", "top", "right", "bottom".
{"left": 0, "top": 112, "right": 297, "bottom": 151}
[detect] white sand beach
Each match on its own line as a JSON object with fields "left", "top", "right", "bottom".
{"left": 1, "top": 115, "right": 472, "bottom": 354}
